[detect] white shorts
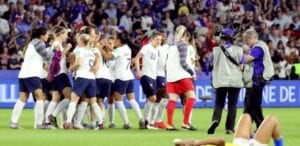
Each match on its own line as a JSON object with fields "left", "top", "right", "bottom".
{"left": 233, "top": 138, "right": 268, "bottom": 146}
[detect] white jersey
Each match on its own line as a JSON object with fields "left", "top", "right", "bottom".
{"left": 140, "top": 43, "right": 159, "bottom": 79}
{"left": 156, "top": 44, "right": 169, "bottom": 77}
{"left": 19, "top": 43, "right": 44, "bottom": 78}
{"left": 73, "top": 47, "right": 96, "bottom": 79}
{"left": 166, "top": 45, "right": 192, "bottom": 82}
{"left": 187, "top": 45, "right": 196, "bottom": 74}
{"left": 52, "top": 41, "right": 67, "bottom": 75}
{"left": 108, "top": 59, "right": 116, "bottom": 82}
{"left": 112, "top": 45, "right": 134, "bottom": 80}
{"left": 94, "top": 48, "right": 111, "bottom": 80}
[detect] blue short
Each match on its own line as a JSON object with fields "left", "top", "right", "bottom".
{"left": 53, "top": 73, "right": 71, "bottom": 91}
{"left": 156, "top": 76, "right": 166, "bottom": 89}
{"left": 140, "top": 75, "right": 157, "bottom": 97}
{"left": 72, "top": 78, "right": 97, "bottom": 98}
{"left": 113, "top": 79, "right": 134, "bottom": 95}
{"left": 96, "top": 78, "right": 112, "bottom": 99}
{"left": 41, "top": 79, "right": 52, "bottom": 100}
{"left": 19, "top": 77, "right": 42, "bottom": 93}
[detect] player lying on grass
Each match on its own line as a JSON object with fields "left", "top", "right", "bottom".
{"left": 173, "top": 113, "right": 284, "bottom": 146}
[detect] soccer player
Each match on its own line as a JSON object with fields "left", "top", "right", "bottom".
{"left": 10, "top": 27, "right": 52, "bottom": 129}
{"left": 94, "top": 36, "right": 114, "bottom": 127}
{"left": 152, "top": 32, "right": 169, "bottom": 129}
{"left": 165, "top": 25, "right": 196, "bottom": 131}
{"left": 179, "top": 31, "right": 198, "bottom": 130}
{"left": 135, "top": 31, "right": 162, "bottom": 129}
{"left": 63, "top": 33, "right": 103, "bottom": 130}
{"left": 174, "top": 113, "right": 284, "bottom": 146}
{"left": 45, "top": 26, "right": 72, "bottom": 127}
{"left": 101, "top": 32, "right": 144, "bottom": 129}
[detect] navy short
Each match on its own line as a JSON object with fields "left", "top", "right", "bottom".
{"left": 110, "top": 82, "right": 115, "bottom": 96}
{"left": 96, "top": 78, "right": 112, "bottom": 99}
{"left": 114, "top": 79, "right": 134, "bottom": 95}
{"left": 72, "top": 78, "right": 97, "bottom": 98}
{"left": 140, "top": 75, "right": 157, "bottom": 97}
{"left": 53, "top": 73, "right": 71, "bottom": 91}
{"left": 19, "top": 77, "right": 42, "bottom": 93}
{"left": 156, "top": 76, "right": 166, "bottom": 89}
{"left": 41, "top": 79, "right": 52, "bottom": 94}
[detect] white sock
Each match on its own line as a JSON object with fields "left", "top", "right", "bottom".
{"left": 86, "top": 106, "right": 92, "bottom": 126}
{"left": 74, "top": 102, "right": 88, "bottom": 125}
{"left": 189, "top": 109, "right": 193, "bottom": 124}
{"left": 11, "top": 100, "right": 26, "bottom": 123}
{"left": 91, "top": 103, "right": 103, "bottom": 124}
{"left": 115, "top": 101, "right": 129, "bottom": 125}
{"left": 43, "top": 100, "right": 49, "bottom": 124}
{"left": 35, "top": 100, "right": 44, "bottom": 125}
{"left": 144, "top": 101, "right": 154, "bottom": 122}
{"left": 155, "top": 98, "right": 168, "bottom": 122}
{"left": 128, "top": 99, "right": 143, "bottom": 120}
{"left": 108, "top": 104, "right": 115, "bottom": 124}
{"left": 61, "top": 109, "right": 67, "bottom": 125}
{"left": 150, "top": 103, "right": 159, "bottom": 125}
{"left": 66, "top": 102, "right": 77, "bottom": 123}
{"left": 45, "top": 101, "right": 57, "bottom": 123}
{"left": 52, "top": 98, "right": 70, "bottom": 117}
{"left": 101, "top": 107, "right": 106, "bottom": 122}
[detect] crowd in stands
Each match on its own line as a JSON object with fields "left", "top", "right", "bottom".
{"left": 0, "top": 0, "right": 299, "bottom": 79}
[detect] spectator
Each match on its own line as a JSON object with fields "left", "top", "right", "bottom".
{"left": 0, "top": 45, "right": 9, "bottom": 70}
{"left": 0, "top": 0, "right": 8, "bottom": 17}
{"left": 33, "top": 0, "right": 45, "bottom": 12}
{"left": 7, "top": 50, "right": 21, "bottom": 70}
{"left": 0, "top": 17, "right": 10, "bottom": 37}
{"left": 2, "top": 2, "right": 16, "bottom": 21}
{"left": 119, "top": 11, "right": 132, "bottom": 32}
{"left": 141, "top": 7, "right": 153, "bottom": 31}
{"left": 105, "top": 2, "right": 117, "bottom": 20}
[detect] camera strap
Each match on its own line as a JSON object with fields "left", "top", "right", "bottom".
{"left": 220, "top": 45, "right": 239, "bottom": 67}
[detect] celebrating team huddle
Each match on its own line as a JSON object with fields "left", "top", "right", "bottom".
{"left": 9, "top": 25, "right": 198, "bottom": 131}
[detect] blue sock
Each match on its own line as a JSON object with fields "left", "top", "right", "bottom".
{"left": 274, "top": 137, "right": 283, "bottom": 146}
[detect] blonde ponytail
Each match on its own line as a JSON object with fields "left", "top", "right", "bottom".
{"left": 174, "top": 25, "right": 187, "bottom": 42}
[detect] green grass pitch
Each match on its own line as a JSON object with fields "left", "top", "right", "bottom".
{"left": 0, "top": 108, "right": 299, "bottom": 146}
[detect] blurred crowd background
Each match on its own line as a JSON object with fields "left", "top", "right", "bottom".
{"left": 0, "top": 0, "right": 299, "bottom": 79}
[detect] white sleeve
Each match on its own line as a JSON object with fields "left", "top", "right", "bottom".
{"left": 139, "top": 45, "right": 148, "bottom": 55}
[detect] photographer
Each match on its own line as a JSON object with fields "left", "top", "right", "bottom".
{"left": 207, "top": 28, "right": 245, "bottom": 134}
{"left": 243, "top": 29, "right": 274, "bottom": 129}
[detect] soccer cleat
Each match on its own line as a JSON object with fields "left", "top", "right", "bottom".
{"left": 139, "top": 119, "right": 145, "bottom": 129}
{"left": 108, "top": 123, "right": 116, "bottom": 128}
{"left": 154, "top": 122, "right": 167, "bottom": 129}
{"left": 207, "top": 120, "right": 219, "bottom": 134}
{"left": 166, "top": 124, "right": 179, "bottom": 131}
{"left": 73, "top": 123, "right": 84, "bottom": 130}
{"left": 226, "top": 129, "right": 235, "bottom": 134}
{"left": 63, "top": 123, "right": 73, "bottom": 129}
{"left": 36, "top": 124, "right": 51, "bottom": 129}
{"left": 9, "top": 121, "right": 21, "bottom": 129}
{"left": 48, "top": 115, "right": 58, "bottom": 128}
{"left": 123, "top": 124, "right": 131, "bottom": 130}
{"left": 181, "top": 123, "right": 197, "bottom": 131}
{"left": 94, "top": 123, "right": 104, "bottom": 130}
{"left": 146, "top": 124, "right": 159, "bottom": 130}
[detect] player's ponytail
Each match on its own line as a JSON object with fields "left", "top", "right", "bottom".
{"left": 174, "top": 25, "right": 188, "bottom": 42}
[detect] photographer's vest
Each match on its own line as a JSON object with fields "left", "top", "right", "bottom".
{"left": 243, "top": 41, "right": 274, "bottom": 87}
{"left": 212, "top": 45, "right": 244, "bottom": 88}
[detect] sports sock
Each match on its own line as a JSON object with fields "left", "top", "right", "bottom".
{"left": 167, "top": 100, "right": 176, "bottom": 126}
{"left": 129, "top": 99, "right": 143, "bottom": 120}
{"left": 183, "top": 98, "right": 195, "bottom": 125}
{"left": 11, "top": 100, "right": 26, "bottom": 123}
{"left": 115, "top": 101, "right": 129, "bottom": 125}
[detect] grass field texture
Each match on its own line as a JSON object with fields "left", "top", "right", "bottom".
{"left": 0, "top": 108, "right": 299, "bottom": 146}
